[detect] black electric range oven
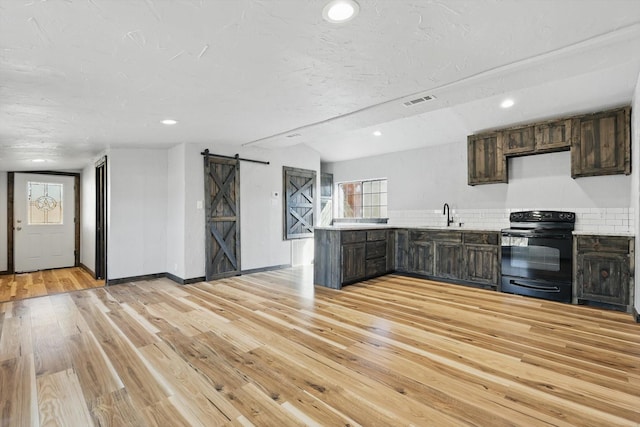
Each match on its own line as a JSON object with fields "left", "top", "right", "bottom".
{"left": 500, "top": 211, "right": 575, "bottom": 303}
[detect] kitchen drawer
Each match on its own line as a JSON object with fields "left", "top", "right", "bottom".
{"left": 367, "top": 230, "right": 387, "bottom": 241}
{"left": 366, "top": 241, "right": 387, "bottom": 259}
{"left": 429, "top": 230, "right": 462, "bottom": 242}
{"left": 366, "top": 257, "right": 387, "bottom": 277}
{"left": 464, "top": 232, "right": 498, "bottom": 245}
{"left": 409, "top": 230, "right": 432, "bottom": 242}
{"left": 576, "top": 236, "right": 631, "bottom": 254}
{"left": 342, "top": 230, "right": 367, "bottom": 244}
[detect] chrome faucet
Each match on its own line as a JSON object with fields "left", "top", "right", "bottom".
{"left": 443, "top": 203, "right": 454, "bottom": 227}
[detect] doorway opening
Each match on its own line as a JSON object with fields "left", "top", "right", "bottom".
{"left": 95, "top": 157, "right": 107, "bottom": 280}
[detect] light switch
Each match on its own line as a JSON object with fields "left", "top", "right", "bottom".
{"left": 196, "top": 200, "right": 203, "bottom": 209}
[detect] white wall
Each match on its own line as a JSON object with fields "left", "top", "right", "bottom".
{"left": 166, "top": 144, "right": 186, "bottom": 278}
{"left": 180, "top": 143, "right": 321, "bottom": 277}
{"left": 107, "top": 148, "right": 168, "bottom": 280}
{"left": 93, "top": 143, "right": 319, "bottom": 282}
{"left": 80, "top": 163, "right": 96, "bottom": 273}
{"left": 0, "top": 172, "right": 7, "bottom": 272}
{"left": 324, "top": 143, "right": 631, "bottom": 212}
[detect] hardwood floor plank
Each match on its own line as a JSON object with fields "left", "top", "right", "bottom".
{"left": 0, "top": 313, "right": 32, "bottom": 362}
{"left": 37, "top": 368, "right": 94, "bottom": 426}
{"left": 32, "top": 322, "right": 72, "bottom": 377}
{"left": 227, "top": 382, "right": 305, "bottom": 427}
{"left": 0, "top": 353, "right": 38, "bottom": 427}
{"left": 106, "top": 305, "right": 159, "bottom": 348}
{"left": 140, "top": 397, "right": 192, "bottom": 427}
{"left": 67, "top": 330, "right": 123, "bottom": 404}
{"left": 88, "top": 388, "right": 144, "bottom": 427}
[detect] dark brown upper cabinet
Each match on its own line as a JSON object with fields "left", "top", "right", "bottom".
{"left": 468, "top": 106, "right": 630, "bottom": 185}
{"left": 571, "top": 107, "right": 631, "bottom": 178}
{"left": 534, "top": 118, "right": 574, "bottom": 153}
{"left": 467, "top": 133, "right": 507, "bottom": 186}
{"left": 502, "top": 125, "right": 535, "bottom": 155}
{"left": 503, "top": 119, "right": 573, "bottom": 157}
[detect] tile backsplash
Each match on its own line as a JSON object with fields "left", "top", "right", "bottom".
{"left": 388, "top": 208, "right": 635, "bottom": 235}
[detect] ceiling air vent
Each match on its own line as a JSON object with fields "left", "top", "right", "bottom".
{"left": 403, "top": 95, "right": 436, "bottom": 107}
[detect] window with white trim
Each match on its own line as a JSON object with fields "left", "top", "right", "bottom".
{"left": 336, "top": 178, "right": 387, "bottom": 219}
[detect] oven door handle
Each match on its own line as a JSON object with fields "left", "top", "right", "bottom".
{"left": 502, "top": 232, "right": 571, "bottom": 239}
{"left": 509, "top": 280, "right": 561, "bottom": 293}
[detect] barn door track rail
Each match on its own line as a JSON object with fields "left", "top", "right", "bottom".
{"left": 201, "top": 149, "right": 269, "bottom": 165}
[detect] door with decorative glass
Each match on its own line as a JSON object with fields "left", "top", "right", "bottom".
{"left": 14, "top": 173, "right": 75, "bottom": 272}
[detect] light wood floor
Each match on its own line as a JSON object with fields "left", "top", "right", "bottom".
{"left": 0, "top": 267, "right": 104, "bottom": 303}
{"left": 0, "top": 266, "right": 639, "bottom": 426}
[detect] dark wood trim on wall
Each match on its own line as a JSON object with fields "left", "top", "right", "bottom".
{"left": 240, "top": 264, "right": 292, "bottom": 275}
{"left": 7, "top": 172, "right": 14, "bottom": 274}
{"left": 107, "top": 273, "right": 166, "bottom": 286}
{"left": 74, "top": 174, "right": 80, "bottom": 267}
{"left": 95, "top": 157, "right": 108, "bottom": 280}
{"left": 165, "top": 272, "right": 206, "bottom": 285}
{"left": 113, "top": 264, "right": 292, "bottom": 286}
{"left": 7, "top": 170, "right": 81, "bottom": 274}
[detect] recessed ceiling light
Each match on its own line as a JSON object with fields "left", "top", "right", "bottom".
{"left": 323, "top": 0, "right": 359, "bottom": 23}
{"left": 161, "top": 119, "right": 178, "bottom": 125}
{"left": 32, "top": 159, "right": 46, "bottom": 163}
{"left": 500, "top": 99, "right": 515, "bottom": 109}
{"left": 373, "top": 130, "right": 382, "bottom": 136}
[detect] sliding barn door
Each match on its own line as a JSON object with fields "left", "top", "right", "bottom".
{"left": 204, "top": 156, "right": 240, "bottom": 280}
{"left": 283, "top": 167, "right": 316, "bottom": 240}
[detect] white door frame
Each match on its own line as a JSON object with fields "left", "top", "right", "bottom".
{"left": 7, "top": 171, "right": 80, "bottom": 274}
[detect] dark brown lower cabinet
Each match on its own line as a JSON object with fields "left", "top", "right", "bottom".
{"left": 316, "top": 227, "right": 500, "bottom": 290}
{"left": 395, "top": 229, "right": 409, "bottom": 272}
{"left": 575, "top": 235, "right": 634, "bottom": 312}
{"left": 314, "top": 227, "right": 392, "bottom": 289}
{"left": 434, "top": 241, "right": 463, "bottom": 280}
{"left": 464, "top": 244, "right": 499, "bottom": 286}
{"left": 342, "top": 243, "right": 366, "bottom": 283}
{"left": 409, "top": 241, "right": 435, "bottom": 276}
{"left": 406, "top": 229, "right": 499, "bottom": 289}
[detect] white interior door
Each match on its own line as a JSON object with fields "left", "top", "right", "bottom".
{"left": 14, "top": 173, "right": 75, "bottom": 273}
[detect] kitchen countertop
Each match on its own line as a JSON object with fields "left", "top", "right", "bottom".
{"left": 314, "top": 225, "right": 502, "bottom": 232}
{"left": 316, "top": 225, "right": 635, "bottom": 236}
{"left": 314, "top": 225, "right": 395, "bottom": 231}
{"left": 572, "top": 230, "right": 635, "bottom": 237}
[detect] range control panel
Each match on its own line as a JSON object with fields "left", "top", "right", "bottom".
{"left": 509, "top": 210, "right": 576, "bottom": 223}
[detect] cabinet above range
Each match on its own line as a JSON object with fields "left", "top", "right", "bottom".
{"left": 468, "top": 106, "right": 631, "bottom": 185}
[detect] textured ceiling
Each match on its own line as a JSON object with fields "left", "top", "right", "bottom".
{"left": 1, "top": 0, "right": 640, "bottom": 170}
